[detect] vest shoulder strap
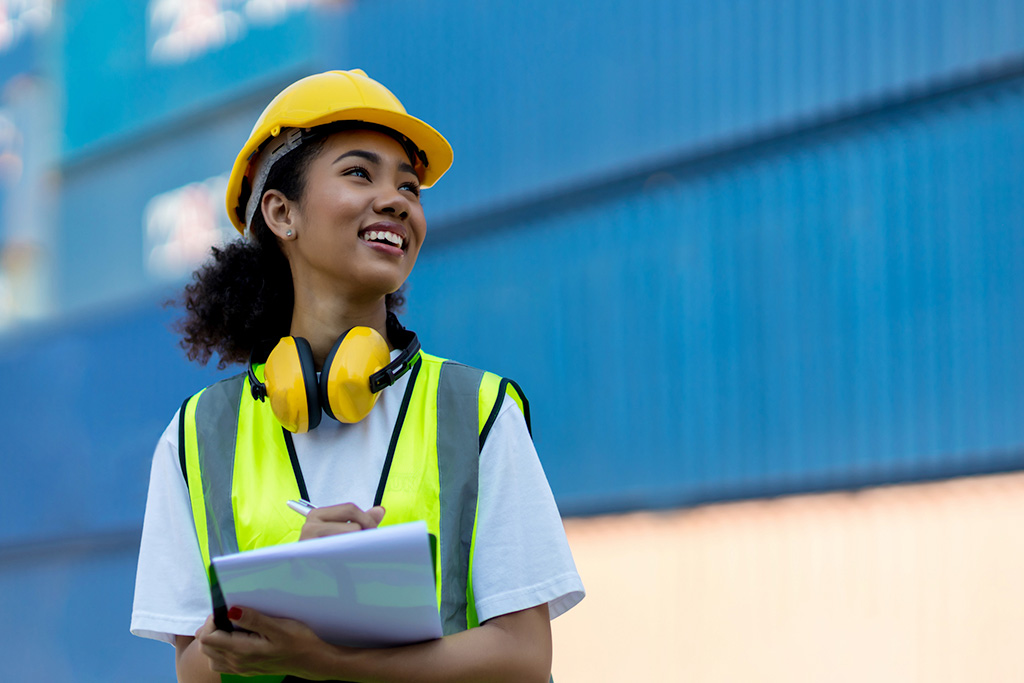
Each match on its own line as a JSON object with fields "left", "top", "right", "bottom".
{"left": 178, "top": 372, "right": 249, "bottom": 570}
{"left": 176, "top": 372, "right": 247, "bottom": 470}
{"left": 424, "top": 356, "right": 533, "bottom": 634}
{"left": 478, "top": 374, "right": 531, "bottom": 449}
{"left": 373, "top": 351, "right": 531, "bottom": 442}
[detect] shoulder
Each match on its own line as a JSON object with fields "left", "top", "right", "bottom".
{"left": 174, "top": 372, "right": 249, "bottom": 477}
{"left": 181, "top": 371, "right": 250, "bottom": 404}
{"left": 178, "top": 371, "right": 251, "bottom": 421}
{"left": 158, "top": 406, "right": 182, "bottom": 453}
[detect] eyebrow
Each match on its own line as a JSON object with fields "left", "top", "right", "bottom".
{"left": 333, "top": 149, "right": 418, "bottom": 177}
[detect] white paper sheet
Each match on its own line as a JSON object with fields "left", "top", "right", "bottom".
{"left": 210, "top": 521, "right": 443, "bottom": 648}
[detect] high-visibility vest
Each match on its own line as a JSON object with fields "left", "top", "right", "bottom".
{"left": 179, "top": 352, "right": 530, "bottom": 683}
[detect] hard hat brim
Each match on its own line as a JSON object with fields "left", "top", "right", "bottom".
{"left": 226, "top": 106, "right": 453, "bottom": 234}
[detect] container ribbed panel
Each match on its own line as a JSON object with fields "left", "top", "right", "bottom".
{"left": 338, "top": 0, "right": 1024, "bottom": 221}
{"left": 408, "top": 80, "right": 1024, "bottom": 512}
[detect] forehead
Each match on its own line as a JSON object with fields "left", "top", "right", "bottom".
{"left": 317, "top": 129, "right": 417, "bottom": 169}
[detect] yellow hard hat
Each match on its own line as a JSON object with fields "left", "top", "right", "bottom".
{"left": 225, "top": 69, "right": 454, "bottom": 234}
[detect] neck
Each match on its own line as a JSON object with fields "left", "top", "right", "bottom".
{"left": 289, "top": 293, "right": 390, "bottom": 370}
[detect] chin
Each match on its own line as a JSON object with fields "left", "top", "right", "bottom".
{"left": 352, "top": 273, "right": 409, "bottom": 301}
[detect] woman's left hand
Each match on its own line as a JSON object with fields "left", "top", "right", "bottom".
{"left": 194, "top": 607, "right": 325, "bottom": 678}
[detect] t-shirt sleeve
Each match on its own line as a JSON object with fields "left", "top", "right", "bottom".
{"left": 471, "top": 393, "right": 585, "bottom": 624}
{"left": 130, "top": 409, "right": 214, "bottom": 644}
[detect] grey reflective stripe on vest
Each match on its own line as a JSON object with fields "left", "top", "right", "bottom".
{"left": 436, "top": 361, "right": 485, "bottom": 635}
{"left": 194, "top": 374, "right": 245, "bottom": 559}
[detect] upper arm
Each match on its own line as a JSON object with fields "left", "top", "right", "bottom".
{"left": 471, "top": 397, "right": 584, "bottom": 623}
{"left": 174, "top": 634, "right": 222, "bottom": 683}
{"left": 484, "top": 602, "right": 551, "bottom": 646}
{"left": 174, "top": 634, "right": 194, "bottom": 662}
{"left": 482, "top": 603, "right": 552, "bottom": 680}
{"left": 131, "top": 411, "right": 212, "bottom": 645}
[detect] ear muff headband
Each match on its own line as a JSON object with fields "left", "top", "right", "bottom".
{"left": 368, "top": 328, "right": 421, "bottom": 392}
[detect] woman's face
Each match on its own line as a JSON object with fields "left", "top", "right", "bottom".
{"left": 276, "top": 129, "right": 427, "bottom": 304}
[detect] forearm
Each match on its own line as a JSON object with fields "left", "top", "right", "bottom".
{"left": 196, "top": 603, "right": 551, "bottom": 681}
{"left": 175, "top": 635, "right": 220, "bottom": 683}
{"left": 309, "top": 606, "right": 552, "bottom": 683}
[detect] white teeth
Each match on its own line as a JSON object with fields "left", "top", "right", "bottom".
{"left": 362, "top": 230, "right": 405, "bottom": 249}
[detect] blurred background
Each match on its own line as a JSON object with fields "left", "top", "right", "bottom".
{"left": 1, "top": 0, "right": 1023, "bottom": 680}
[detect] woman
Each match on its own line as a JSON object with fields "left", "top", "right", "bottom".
{"left": 131, "top": 70, "right": 584, "bottom": 682}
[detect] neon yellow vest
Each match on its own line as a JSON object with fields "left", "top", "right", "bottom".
{"left": 179, "top": 352, "right": 530, "bottom": 683}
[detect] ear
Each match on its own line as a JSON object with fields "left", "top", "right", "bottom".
{"left": 262, "top": 189, "right": 299, "bottom": 240}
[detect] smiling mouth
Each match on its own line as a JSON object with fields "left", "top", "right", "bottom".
{"left": 359, "top": 229, "right": 405, "bottom": 251}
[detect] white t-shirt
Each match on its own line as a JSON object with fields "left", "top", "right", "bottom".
{"left": 131, "top": 363, "right": 585, "bottom": 644}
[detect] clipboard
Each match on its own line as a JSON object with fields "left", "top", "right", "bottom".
{"left": 208, "top": 521, "right": 442, "bottom": 648}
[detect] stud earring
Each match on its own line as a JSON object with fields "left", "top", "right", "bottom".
{"left": 286, "top": 230, "right": 293, "bottom": 237}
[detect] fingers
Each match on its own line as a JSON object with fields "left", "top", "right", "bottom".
{"left": 226, "top": 606, "right": 263, "bottom": 634}
{"left": 311, "top": 502, "right": 385, "bottom": 528}
{"left": 299, "top": 502, "right": 386, "bottom": 540}
{"left": 229, "top": 606, "right": 315, "bottom": 641}
{"left": 367, "top": 505, "right": 385, "bottom": 525}
{"left": 196, "top": 606, "right": 321, "bottom": 676}
{"left": 194, "top": 613, "right": 217, "bottom": 639}
{"left": 197, "top": 607, "right": 266, "bottom": 673}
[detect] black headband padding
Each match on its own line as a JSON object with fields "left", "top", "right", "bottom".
{"left": 318, "top": 329, "right": 351, "bottom": 422}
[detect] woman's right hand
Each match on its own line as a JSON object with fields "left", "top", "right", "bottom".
{"left": 298, "top": 503, "right": 385, "bottom": 540}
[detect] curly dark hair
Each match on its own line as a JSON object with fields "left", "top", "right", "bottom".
{"left": 175, "top": 124, "right": 408, "bottom": 369}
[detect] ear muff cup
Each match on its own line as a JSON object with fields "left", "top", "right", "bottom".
{"left": 320, "top": 326, "right": 392, "bottom": 424}
{"left": 263, "top": 336, "right": 321, "bottom": 433}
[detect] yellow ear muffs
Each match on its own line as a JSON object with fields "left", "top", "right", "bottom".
{"left": 248, "top": 322, "right": 418, "bottom": 431}
{"left": 263, "top": 336, "right": 321, "bottom": 433}
{"left": 319, "top": 326, "right": 392, "bottom": 424}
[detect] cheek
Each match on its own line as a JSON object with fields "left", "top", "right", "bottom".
{"left": 411, "top": 209, "right": 427, "bottom": 243}
{"left": 308, "top": 183, "right": 362, "bottom": 218}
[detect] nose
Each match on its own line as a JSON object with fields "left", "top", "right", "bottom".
{"left": 374, "top": 188, "right": 410, "bottom": 221}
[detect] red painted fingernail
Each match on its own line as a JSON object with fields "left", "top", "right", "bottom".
{"left": 228, "top": 607, "right": 242, "bottom": 620}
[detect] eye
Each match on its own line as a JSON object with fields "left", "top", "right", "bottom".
{"left": 342, "top": 166, "right": 370, "bottom": 180}
{"left": 400, "top": 180, "right": 421, "bottom": 197}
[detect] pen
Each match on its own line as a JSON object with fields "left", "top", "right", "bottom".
{"left": 286, "top": 499, "right": 317, "bottom": 517}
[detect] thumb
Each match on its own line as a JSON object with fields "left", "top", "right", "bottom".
{"left": 227, "top": 606, "right": 264, "bottom": 633}
{"left": 368, "top": 505, "right": 386, "bottom": 526}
